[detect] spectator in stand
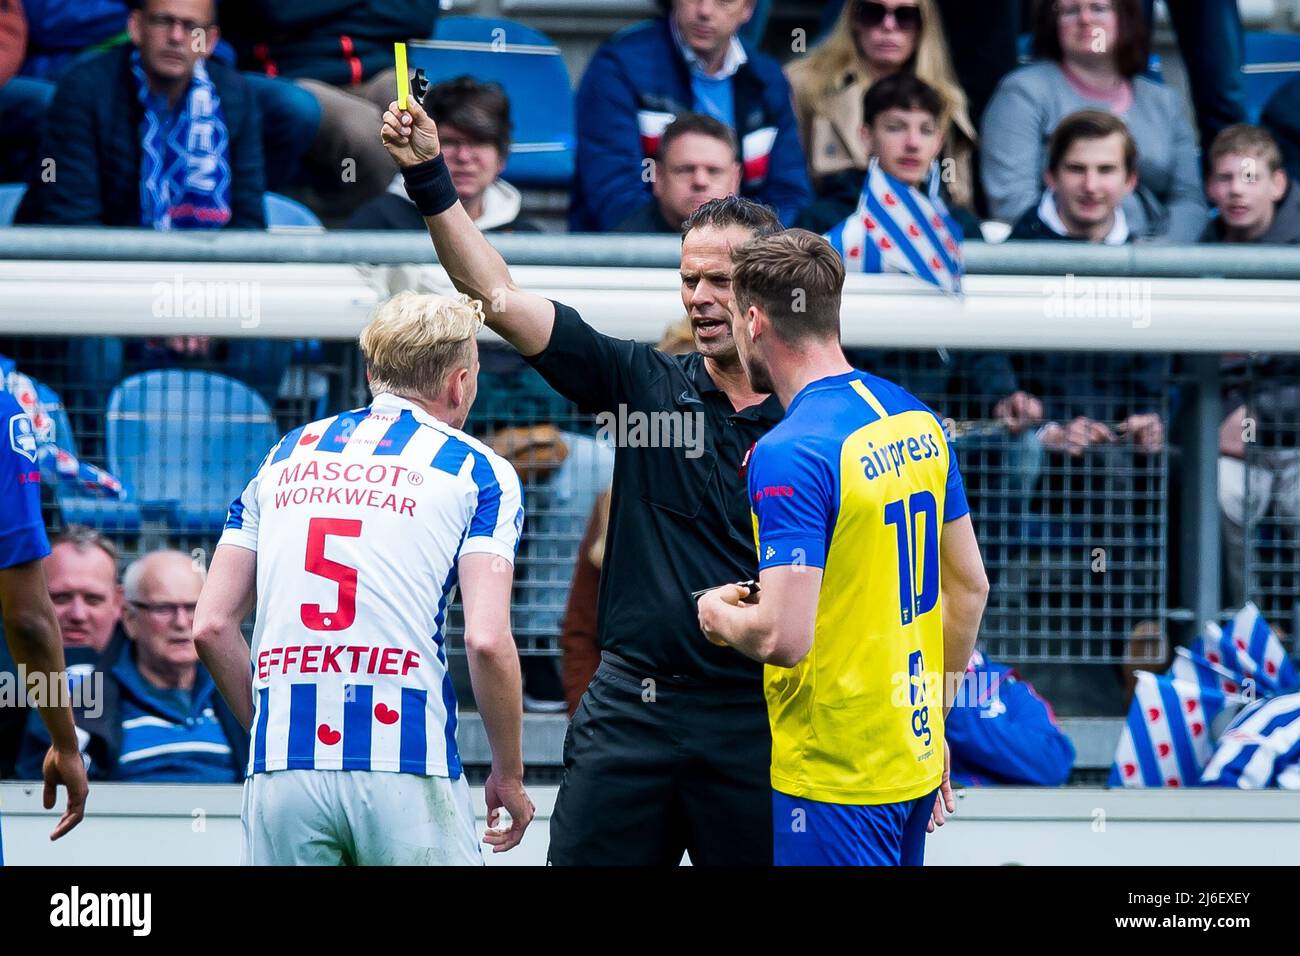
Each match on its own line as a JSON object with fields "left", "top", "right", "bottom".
{"left": 1202, "top": 126, "right": 1300, "bottom": 609}
{"left": 222, "top": 0, "right": 440, "bottom": 216}
{"left": 45, "top": 526, "right": 124, "bottom": 657}
{"left": 347, "top": 76, "right": 538, "bottom": 233}
{"left": 571, "top": 0, "right": 811, "bottom": 231}
{"left": 981, "top": 0, "right": 1206, "bottom": 242}
{"left": 16, "top": 550, "right": 248, "bottom": 783}
{"left": 17, "top": 0, "right": 130, "bottom": 81}
{"left": 1262, "top": 78, "right": 1300, "bottom": 186}
{"left": 1140, "top": 0, "right": 1246, "bottom": 158}
{"left": 785, "top": 0, "right": 977, "bottom": 217}
{"left": 0, "top": 0, "right": 40, "bottom": 182}
{"left": 17, "top": 0, "right": 265, "bottom": 228}
{"left": 612, "top": 112, "right": 741, "bottom": 233}
{"left": 809, "top": 73, "right": 979, "bottom": 261}
{"left": 1009, "top": 110, "right": 1137, "bottom": 243}
{"left": 1202, "top": 124, "right": 1300, "bottom": 246}
{"left": 1008, "top": 137, "right": 1168, "bottom": 714}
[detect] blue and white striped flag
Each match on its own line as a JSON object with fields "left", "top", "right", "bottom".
{"left": 1190, "top": 602, "right": 1299, "bottom": 697}
{"left": 1201, "top": 691, "right": 1300, "bottom": 789}
{"left": 1169, "top": 645, "right": 1249, "bottom": 699}
{"left": 824, "top": 159, "right": 964, "bottom": 294}
{"left": 1110, "top": 671, "right": 1241, "bottom": 788}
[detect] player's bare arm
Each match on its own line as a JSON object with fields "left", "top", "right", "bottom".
{"left": 380, "top": 98, "right": 555, "bottom": 357}
{"left": 697, "top": 566, "right": 823, "bottom": 667}
{"left": 927, "top": 514, "right": 988, "bottom": 834}
{"left": 0, "top": 559, "right": 88, "bottom": 840}
{"left": 938, "top": 514, "right": 988, "bottom": 719}
{"left": 193, "top": 544, "right": 258, "bottom": 731}
{"left": 458, "top": 551, "right": 534, "bottom": 853}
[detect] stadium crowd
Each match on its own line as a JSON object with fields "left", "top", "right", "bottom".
{"left": 0, "top": 0, "right": 1297, "bottom": 787}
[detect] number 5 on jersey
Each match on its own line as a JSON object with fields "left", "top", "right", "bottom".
{"left": 883, "top": 491, "right": 938, "bottom": 626}
{"left": 302, "top": 517, "right": 362, "bottom": 630}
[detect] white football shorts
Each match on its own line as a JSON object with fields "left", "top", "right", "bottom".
{"left": 241, "top": 768, "right": 484, "bottom": 866}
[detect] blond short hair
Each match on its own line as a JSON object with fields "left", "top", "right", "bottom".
{"left": 359, "top": 291, "right": 484, "bottom": 400}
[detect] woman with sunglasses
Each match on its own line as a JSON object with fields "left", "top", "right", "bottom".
{"left": 981, "top": 0, "right": 1207, "bottom": 242}
{"left": 785, "top": 0, "right": 976, "bottom": 213}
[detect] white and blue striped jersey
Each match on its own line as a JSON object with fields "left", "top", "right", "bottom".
{"left": 219, "top": 392, "right": 524, "bottom": 779}
{"left": 1201, "top": 692, "right": 1300, "bottom": 790}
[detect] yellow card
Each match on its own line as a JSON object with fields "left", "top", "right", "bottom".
{"left": 395, "top": 42, "right": 409, "bottom": 109}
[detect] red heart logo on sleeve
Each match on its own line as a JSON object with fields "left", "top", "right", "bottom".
{"left": 1157, "top": 742, "right": 1171, "bottom": 757}
{"left": 1190, "top": 721, "right": 1204, "bottom": 736}
{"left": 374, "top": 703, "right": 400, "bottom": 725}
{"left": 930, "top": 257, "right": 943, "bottom": 271}
{"left": 883, "top": 192, "right": 897, "bottom": 206}
{"left": 1166, "top": 778, "right": 1180, "bottom": 787}
{"left": 878, "top": 237, "right": 893, "bottom": 250}
{"left": 863, "top": 215, "right": 877, "bottom": 230}
{"left": 1146, "top": 707, "right": 1161, "bottom": 721}
{"left": 1123, "top": 762, "right": 1136, "bottom": 778}
{"left": 1266, "top": 660, "right": 1278, "bottom": 675}
{"left": 317, "top": 723, "right": 341, "bottom": 745}
{"left": 908, "top": 224, "right": 921, "bottom": 237}
{"left": 848, "top": 246, "right": 861, "bottom": 258}
{"left": 299, "top": 432, "right": 320, "bottom": 446}
{"left": 1224, "top": 681, "right": 1237, "bottom": 693}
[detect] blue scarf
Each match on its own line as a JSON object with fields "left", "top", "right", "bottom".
{"left": 132, "top": 52, "right": 232, "bottom": 230}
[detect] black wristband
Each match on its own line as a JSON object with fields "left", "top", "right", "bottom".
{"left": 401, "top": 154, "right": 458, "bottom": 217}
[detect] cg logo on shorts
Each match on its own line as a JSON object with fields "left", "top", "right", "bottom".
{"left": 908, "top": 650, "right": 931, "bottom": 747}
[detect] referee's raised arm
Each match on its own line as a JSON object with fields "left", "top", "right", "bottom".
{"left": 380, "top": 98, "right": 555, "bottom": 357}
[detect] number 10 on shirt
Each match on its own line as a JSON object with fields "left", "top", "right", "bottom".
{"left": 883, "top": 491, "right": 938, "bottom": 626}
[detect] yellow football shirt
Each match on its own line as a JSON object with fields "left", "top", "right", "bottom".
{"left": 748, "top": 370, "right": 968, "bottom": 805}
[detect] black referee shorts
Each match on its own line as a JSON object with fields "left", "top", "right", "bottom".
{"left": 547, "top": 653, "right": 773, "bottom": 866}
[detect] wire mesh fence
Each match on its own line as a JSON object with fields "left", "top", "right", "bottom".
{"left": 2, "top": 333, "right": 1294, "bottom": 714}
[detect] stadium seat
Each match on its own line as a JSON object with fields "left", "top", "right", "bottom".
{"left": 36, "top": 381, "right": 142, "bottom": 535}
{"left": 106, "top": 370, "right": 279, "bottom": 535}
{"left": 1242, "top": 31, "right": 1300, "bottom": 121}
{"left": 0, "top": 183, "right": 26, "bottom": 225}
{"left": 263, "top": 191, "right": 325, "bottom": 231}
{"left": 407, "top": 16, "right": 575, "bottom": 188}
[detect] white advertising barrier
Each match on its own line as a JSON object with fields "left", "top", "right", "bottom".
{"left": 3, "top": 782, "right": 1297, "bottom": 866}
{"left": 1, "top": 259, "right": 1299, "bottom": 352}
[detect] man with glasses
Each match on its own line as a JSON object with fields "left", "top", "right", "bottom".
{"left": 571, "top": 0, "right": 811, "bottom": 231}
{"left": 18, "top": 0, "right": 266, "bottom": 228}
{"left": 17, "top": 550, "right": 249, "bottom": 784}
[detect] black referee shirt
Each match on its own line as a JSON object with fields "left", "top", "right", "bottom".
{"left": 526, "top": 301, "right": 784, "bottom": 687}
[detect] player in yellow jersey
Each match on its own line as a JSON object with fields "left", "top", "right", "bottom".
{"left": 697, "top": 229, "right": 990, "bottom": 865}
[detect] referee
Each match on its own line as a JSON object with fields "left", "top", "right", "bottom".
{"left": 382, "top": 99, "right": 781, "bottom": 864}
{"left": 697, "top": 230, "right": 990, "bottom": 865}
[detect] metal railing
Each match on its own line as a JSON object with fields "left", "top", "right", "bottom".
{"left": 3, "top": 232, "right": 1297, "bottom": 716}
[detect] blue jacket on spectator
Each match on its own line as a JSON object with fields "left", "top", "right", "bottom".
{"left": 571, "top": 16, "right": 811, "bottom": 231}
{"left": 947, "top": 650, "right": 1076, "bottom": 787}
{"left": 15, "top": 44, "right": 265, "bottom": 228}
{"left": 18, "top": 0, "right": 127, "bottom": 80}
{"left": 16, "top": 632, "right": 248, "bottom": 783}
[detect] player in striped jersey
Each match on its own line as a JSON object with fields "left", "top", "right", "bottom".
{"left": 195, "top": 291, "right": 534, "bottom": 865}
